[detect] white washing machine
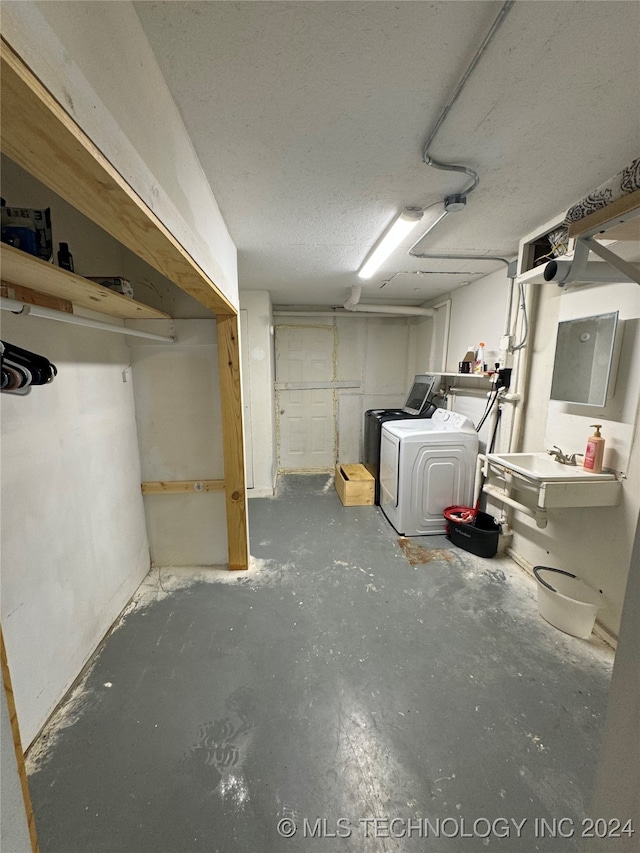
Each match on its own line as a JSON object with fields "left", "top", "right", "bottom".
{"left": 380, "top": 408, "right": 479, "bottom": 536}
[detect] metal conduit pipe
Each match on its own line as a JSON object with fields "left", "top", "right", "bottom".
{"left": 421, "top": 1, "right": 516, "bottom": 196}
{"left": 0, "top": 298, "right": 177, "bottom": 343}
{"left": 509, "top": 281, "right": 537, "bottom": 453}
{"left": 403, "top": 252, "right": 516, "bottom": 366}
{"left": 408, "top": 248, "right": 512, "bottom": 266}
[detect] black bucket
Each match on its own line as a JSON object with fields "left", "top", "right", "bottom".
{"left": 444, "top": 507, "right": 500, "bottom": 558}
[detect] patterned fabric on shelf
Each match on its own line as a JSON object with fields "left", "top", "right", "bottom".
{"left": 564, "top": 157, "right": 640, "bottom": 225}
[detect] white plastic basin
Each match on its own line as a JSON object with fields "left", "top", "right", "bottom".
{"left": 533, "top": 566, "right": 603, "bottom": 639}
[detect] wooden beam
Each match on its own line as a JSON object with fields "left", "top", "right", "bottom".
{"left": 216, "top": 314, "right": 249, "bottom": 570}
{"left": 142, "top": 480, "right": 225, "bottom": 495}
{"left": 1, "top": 627, "right": 40, "bottom": 853}
{"left": 0, "top": 38, "right": 236, "bottom": 317}
{"left": 568, "top": 188, "right": 640, "bottom": 239}
{"left": 1, "top": 281, "right": 73, "bottom": 313}
{"left": 1, "top": 245, "right": 169, "bottom": 319}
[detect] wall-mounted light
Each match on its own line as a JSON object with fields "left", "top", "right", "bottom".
{"left": 358, "top": 204, "right": 452, "bottom": 279}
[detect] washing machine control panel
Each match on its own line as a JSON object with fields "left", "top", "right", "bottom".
{"left": 431, "top": 408, "right": 473, "bottom": 431}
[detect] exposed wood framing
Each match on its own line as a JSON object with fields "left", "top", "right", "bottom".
{"left": 1, "top": 245, "right": 169, "bottom": 319}
{"left": 142, "top": 480, "right": 225, "bottom": 495}
{"left": 1, "top": 39, "right": 249, "bottom": 571}
{"left": 0, "top": 38, "right": 235, "bottom": 316}
{"left": 1, "top": 628, "right": 40, "bottom": 852}
{"left": 1, "top": 281, "right": 73, "bottom": 313}
{"left": 217, "top": 314, "right": 249, "bottom": 570}
{"left": 568, "top": 188, "right": 640, "bottom": 239}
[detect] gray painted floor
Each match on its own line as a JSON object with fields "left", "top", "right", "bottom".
{"left": 27, "top": 475, "right": 614, "bottom": 852}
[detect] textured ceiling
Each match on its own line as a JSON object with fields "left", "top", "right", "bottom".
{"left": 135, "top": 1, "right": 640, "bottom": 306}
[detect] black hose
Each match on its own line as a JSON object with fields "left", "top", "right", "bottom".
{"left": 476, "top": 388, "right": 499, "bottom": 433}
{"left": 533, "top": 566, "right": 577, "bottom": 593}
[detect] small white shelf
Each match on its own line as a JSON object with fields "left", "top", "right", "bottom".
{"left": 438, "top": 372, "right": 493, "bottom": 379}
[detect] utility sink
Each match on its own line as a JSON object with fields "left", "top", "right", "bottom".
{"left": 486, "top": 452, "right": 616, "bottom": 483}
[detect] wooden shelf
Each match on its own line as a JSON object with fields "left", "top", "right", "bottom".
{"left": 439, "top": 372, "right": 493, "bottom": 379}
{"left": 1, "top": 38, "right": 235, "bottom": 317}
{"left": 1, "top": 244, "right": 170, "bottom": 320}
{"left": 0, "top": 38, "right": 249, "bottom": 570}
{"left": 568, "top": 188, "right": 640, "bottom": 240}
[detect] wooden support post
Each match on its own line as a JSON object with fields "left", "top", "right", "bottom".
{"left": 1, "top": 627, "right": 40, "bottom": 852}
{"left": 216, "top": 314, "right": 249, "bottom": 570}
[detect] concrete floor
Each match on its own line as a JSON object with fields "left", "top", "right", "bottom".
{"left": 27, "top": 474, "right": 614, "bottom": 852}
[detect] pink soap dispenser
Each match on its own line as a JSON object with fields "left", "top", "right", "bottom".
{"left": 583, "top": 424, "right": 605, "bottom": 473}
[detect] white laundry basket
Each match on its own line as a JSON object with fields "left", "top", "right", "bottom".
{"left": 533, "top": 566, "right": 603, "bottom": 639}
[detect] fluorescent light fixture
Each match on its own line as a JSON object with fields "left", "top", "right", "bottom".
{"left": 358, "top": 207, "right": 424, "bottom": 279}
{"left": 358, "top": 205, "right": 451, "bottom": 279}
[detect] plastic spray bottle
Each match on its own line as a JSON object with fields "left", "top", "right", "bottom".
{"left": 474, "top": 342, "right": 485, "bottom": 375}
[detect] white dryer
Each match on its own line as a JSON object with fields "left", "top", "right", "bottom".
{"left": 380, "top": 408, "right": 479, "bottom": 536}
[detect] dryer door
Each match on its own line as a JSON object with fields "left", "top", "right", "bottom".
{"left": 409, "top": 442, "right": 476, "bottom": 535}
{"left": 380, "top": 429, "right": 400, "bottom": 508}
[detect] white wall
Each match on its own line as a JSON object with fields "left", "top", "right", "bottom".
{"left": 586, "top": 509, "right": 640, "bottom": 851}
{"left": 128, "top": 321, "right": 228, "bottom": 566}
{"left": 1, "top": 155, "right": 215, "bottom": 321}
{"left": 265, "top": 314, "right": 415, "bottom": 466}
{"left": 411, "top": 270, "right": 513, "bottom": 453}
{"left": 2, "top": 0, "right": 238, "bottom": 308}
{"left": 423, "top": 260, "right": 639, "bottom": 635}
{"left": 445, "top": 268, "right": 510, "bottom": 373}
{"left": 0, "top": 314, "right": 150, "bottom": 746}
{"left": 240, "top": 292, "right": 277, "bottom": 496}
{"left": 504, "top": 280, "right": 640, "bottom": 634}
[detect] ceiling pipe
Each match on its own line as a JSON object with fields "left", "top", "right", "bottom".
{"left": 344, "top": 284, "right": 362, "bottom": 310}
{"left": 274, "top": 310, "right": 417, "bottom": 319}
{"left": 407, "top": 250, "right": 512, "bottom": 266}
{"left": 347, "top": 303, "right": 435, "bottom": 316}
{"left": 343, "top": 285, "right": 434, "bottom": 317}
{"left": 421, "top": 1, "right": 515, "bottom": 197}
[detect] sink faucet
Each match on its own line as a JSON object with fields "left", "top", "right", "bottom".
{"left": 547, "top": 446, "right": 581, "bottom": 465}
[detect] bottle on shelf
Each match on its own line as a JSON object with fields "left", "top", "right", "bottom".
{"left": 57, "top": 242, "right": 74, "bottom": 272}
{"left": 473, "top": 342, "right": 485, "bottom": 374}
{"left": 459, "top": 344, "right": 476, "bottom": 374}
{"left": 583, "top": 424, "right": 605, "bottom": 473}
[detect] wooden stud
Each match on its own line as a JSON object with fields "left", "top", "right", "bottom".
{"left": 141, "top": 480, "right": 225, "bottom": 495}
{"left": 0, "top": 38, "right": 235, "bottom": 316}
{"left": 1, "top": 39, "right": 250, "bottom": 573}
{"left": 1, "top": 281, "right": 73, "bottom": 313}
{"left": 568, "top": 188, "right": 640, "bottom": 239}
{"left": 1, "top": 627, "right": 40, "bottom": 853}
{"left": 216, "top": 314, "right": 249, "bottom": 570}
{"left": 1, "top": 246, "right": 169, "bottom": 319}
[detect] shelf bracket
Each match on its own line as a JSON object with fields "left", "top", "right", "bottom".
{"left": 579, "top": 237, "right": 640, "bottom": 285}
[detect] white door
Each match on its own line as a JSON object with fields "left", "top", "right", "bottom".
{"left": 276, "top": 326, "right": 335, "bottom": 470}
